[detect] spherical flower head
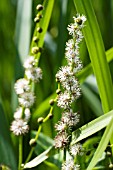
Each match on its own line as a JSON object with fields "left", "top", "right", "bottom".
{"left": 71, "top": 86, "right": 81, "bottom": 100}
{"left": 55, "top": 120, "right": 67, "bottom": 132}
{"left": 56, "top": 66, "right": 73, "bottom": 83}
{"left": 73, "top": 57, "right": 83, "bottom": 74}
{"left": 62, "top": 76, "right": 77, "bottom": 90}
{"left": 24, "top": 56, "right": 37, "bottom": 69}
{"left": 10, "top": 119, "right": 29, "bottom": 136}
{"left": 62, "top": 110, "right": 80, "bottom": 128}
{"left": 25, "top": 67, "right": 42, "bottom": 82}
{"left": 57, "top": 91, "right": 72, "bottom": 109}
{"left": 54, "top": 131, "right": 69, "bottom": 149}
{"left": 14, "top": 78, "right": 30, "bottom": 95}
{"left": 70, "top": 143, "right": 84, "bottom": 157}
{"left": 62, "top": 76, "right": 81, "bottom": 100}
{"left": 18, "top": 92, "right": 35, "bottom": 108}
{"left": 62, "top": 159, "right": 80, "bottom": 170}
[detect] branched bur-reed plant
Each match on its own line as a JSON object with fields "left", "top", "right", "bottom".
{"left": 9, "top": 1, "right": 88, "bottom": 169}
{"left": 10, "top": 3, "right": 86, "bottom": 168}
{"left": 8, "top": 1, "right": 113, "bottom": 170}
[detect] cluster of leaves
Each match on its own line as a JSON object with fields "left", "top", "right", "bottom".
{"left": 1, "top": 0, "right": 113, "bottom": 169}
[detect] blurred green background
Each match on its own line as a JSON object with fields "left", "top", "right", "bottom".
{"left": 0, "top": 0, "right": 113, "bottom": 169}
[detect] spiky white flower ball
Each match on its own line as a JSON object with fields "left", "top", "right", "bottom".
{"left": 56, "top": 66, "right": 73, "bottom": 83}
{"left": 25, "top": 67, "right": 42, "bottom": 82}
{"left": 62, "top": 159, "right": 80, "bottom": 170}
{"left": 54, "top": 131, "right": 69, "bottom": 149}
{"left": 62, "top": 109, "right": 80, "bottom": 128}
{"left": 55, "top": 121, "right": 67, "bottom": 132}
{"left": 18, "top": 92, "right": 35, "bottom": 108}
{"left": 10, "top": 119, "right": 29, "bottom": 136}
{"left": 62, "top": 76, "right": 81, "bottom": 99}
{"left": 24, "top": 56, "right": 37, "bottom": 69}
{"left": 14, "top": 78, "right": 30, "bottom": 95}
{"left": 57, "top": 92, "right": 72, "bottom": 109}
{"left": 70, "top": 143, "right": 84, "bottom": 156}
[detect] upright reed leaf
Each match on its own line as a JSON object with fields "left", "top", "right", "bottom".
{"left": 87, "top": 117, "right": 113, "bottom": 170}
{"left": 71, "top": 109, "right": 113, "bottom": 144}
{"left": 0, "top": 103, "right": 17, "bottom": 169}
{"left": 15, "top": 0, "right": 32, "bottom": 63}
{"left": 74, "top": 0, "right": 113, "bottom": 113}
{"left": 74, "top": 0, "right": 113, "bottom": 168}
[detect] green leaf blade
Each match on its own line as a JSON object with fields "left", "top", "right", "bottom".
{"left": 71, "top": 110, "right": 113, "bottom": 145}
{"left": 87, "top": 118, "right": 113, "bottom": 170}
{"left": 23, "top": 147, "right": 53, "bottom": 169}
{"left": 0, "top": 103, "right": 17, "bottom": 170}
{"left": 74, "top": 0, "right": 113, "bottom": 113}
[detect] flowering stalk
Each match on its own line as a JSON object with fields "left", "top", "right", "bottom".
{"left": 10, "top": 4, "right": 44, "bottom": 169}
{"left": 25, "top": 105, "right": 53, "bottom": 164}
{"left": 18, "top": 136, "right": 23, "bottom": 170}
{"left": 54, "top": 14, "right": 86, "bottom": 169}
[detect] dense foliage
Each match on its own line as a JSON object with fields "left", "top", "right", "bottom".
{"left": 0, "top": 0, "right": 113, "bottom": 169}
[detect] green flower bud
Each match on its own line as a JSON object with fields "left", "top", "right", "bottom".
{"left": 36, "top": 4, "right": 43, "bottom": 11}
{"left": 37, "top": 117, "right": 44, "bottom": 124}
{"left": 56, "top": 89, "right": 61, "bottom": 95}
{"left": 37, "top": 27, "right": 43, "bottom": 33}
{"left": 29, "top": 139, "right": 37, "bottom": 147}
{"left": 49, "top": 99, "right": 54, "bottom": 106}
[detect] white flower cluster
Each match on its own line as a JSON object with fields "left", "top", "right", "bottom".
{"left": 56, "top": 14, "right": 86, "bottom": 110}
{"left": 54, "top": 14, "right": 86, "bottom": 168}
{"left": 62, "top": 159, "right": 80, "bottom": 170}
{"left": 10, "top": 56, "right": 42, "bottom": 136}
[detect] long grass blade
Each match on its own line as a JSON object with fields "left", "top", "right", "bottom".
{"left": 71, "top": 110, "right": 113, "bottom": 145}
{"left": 81, "top": 83, "right": 103, "bottom": 116}
{"left": 15, "top": 0, "right": 32, "bottom": 63}
{"left": 87, "top": 118, "right": 113, "bottom": 170}
{"left": 74, "top": 0, "right": 113, "bottom": 113}
{"left": 73, "top": 0, "right": 113, "bottom": 153}
{"left": 0, "top": 102, "right": 17, "bottom": 170}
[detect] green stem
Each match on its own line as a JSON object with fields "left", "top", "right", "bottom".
{"left": 63, "top": 148, "right": 66, "bottom": 162}
{"left": 24, "top": 147, "right": 34, "bottom": 164}
{"left": 24, "top": 105, "right": 53, "bottom": 165}
{"left": 25, "top": 125, "right": 42, "bottom": 164}
{"left": 18, "top": 136, "right": 23, "bottom": 170}
{"left": 35, "top": 125, "right": 42, "bottom": 140}
{"left": 43, "top": 107, "right": 53, "bottom": 123}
